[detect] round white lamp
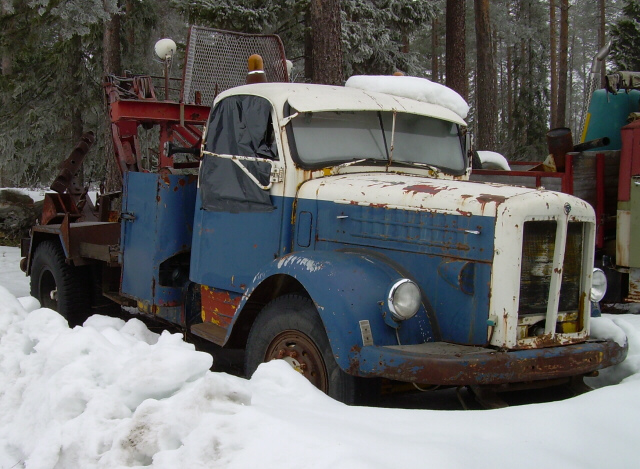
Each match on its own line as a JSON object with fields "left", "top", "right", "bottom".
{"left": 154, "top": 38, "right": 177, "bottom": 60}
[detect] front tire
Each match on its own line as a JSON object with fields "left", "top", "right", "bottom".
{"left": 245, "top": 294, "right": 374, "bottom": 405}
{"left": 30, "top": 240, "right": 91, "bottom": 326}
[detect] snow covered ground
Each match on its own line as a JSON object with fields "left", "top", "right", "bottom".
{"left": 1, "top": 244, "right": 640, "bottom": 469}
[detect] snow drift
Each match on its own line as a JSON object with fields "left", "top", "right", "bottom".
{"left": 1, "top": 269, "right": 640, "bottom": 467}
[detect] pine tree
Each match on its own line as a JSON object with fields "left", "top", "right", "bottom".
{"left": 610, "top": 0, "right": 640, "bottom": 71}
{"left": 0, "top": 0, "right": 167, "bottom": 187}
{"left": 0, "top": 1, "right": 108, "bottom": 186}
{"left": 342, "top": 1, "right": 435, "bottom": 77}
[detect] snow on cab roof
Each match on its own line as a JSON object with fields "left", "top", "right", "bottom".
{"left": 215, "top": 82, "right": 467, "bottom": 125}
{"left": 346, "top": 75, "right": 470, "bottom": 120}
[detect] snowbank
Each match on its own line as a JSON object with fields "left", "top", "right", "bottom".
{"left": 0, "top": 246, "right": 30, "bottom": 297}
{"left": 1, "top": 274, "right": 640, "bottom": 468}
{"left": 345, "top": 75, "right": 470, "bottom": 119}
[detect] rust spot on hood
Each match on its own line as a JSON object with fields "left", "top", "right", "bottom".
{"left": 403, "top": 184, "right": 446, "bottom": 195}
{"left": 476, "top": 194, "right": 506, "bottom": 212}
{"left": 477, "top": 194, "right": 506, "bottom": 204}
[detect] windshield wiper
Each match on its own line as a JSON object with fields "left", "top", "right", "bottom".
{"left": 377, "top": 112, "right": 390, "bottom": 162}
{"left": 393, "top": 161, "right": 443, "bottom": 176}
{"left": 333, "top": 158, "right": 385, "bottom": 173}
{"left": 387, "top": 110, "right": 397, "bottom": 170}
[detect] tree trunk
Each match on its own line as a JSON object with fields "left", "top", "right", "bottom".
{"left": 550, "top": 0, "right": 558, "bottom": 128}
{"left": 304, "top": 7, "right": 313, "bottom": 82}
{"left": 556, "top": 0, "right": 569, "bottom": 127}
{"left": 125, "top": 0, "right": 135, "bottom": 54}
{"left": 431, "top": 17, "right": 439, "bottom": 81}
{"left": 1, "top": 1, "right": 12, "bottom": 76}
{"left": 569, "top": 32, "right": 575, "bottom": 131}
{"left": 445, "top": 0, "right": 467, "bottom": 100}
{"left": 103, "top": 1, "right": 123, "bottom": 192}
{"left": 474, "top": 0, "right": 496, "bottom": 150}
{"left": 103, "top": 2, "right": 122, "bottom": 76}
{"left": 310, "top": 0, "right": 343, "bottom": 85}
{"left": 507, "top": 45, "right": 513, "bottom": 131}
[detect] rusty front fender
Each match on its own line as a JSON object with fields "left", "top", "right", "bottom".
{"left": 350, "top": 339, "right": 628, "bottom": 386}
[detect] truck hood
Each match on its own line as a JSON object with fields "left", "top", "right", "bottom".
{"left": 296, "top": 172, "right": 594, "bottom": 219}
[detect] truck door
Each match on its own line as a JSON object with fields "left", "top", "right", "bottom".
{"left": 190, "top": 95, "right": 286, "bottom": 327}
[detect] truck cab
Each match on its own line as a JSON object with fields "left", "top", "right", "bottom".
{"left": 114, "top": 78, "right": 626, "bottom": 404}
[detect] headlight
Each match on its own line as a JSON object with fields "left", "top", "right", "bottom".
{"left": 591, "top": 268, "right": 607, "bottom": 302}
{"left": 387, "top": 279, "right": 421, "bottom": 321}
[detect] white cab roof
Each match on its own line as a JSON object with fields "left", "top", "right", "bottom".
{"left": 214, "top": 83, "right": 467, "bottom": 126}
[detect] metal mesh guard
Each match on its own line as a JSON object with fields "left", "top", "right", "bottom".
{"left": 182, "top": 26, "right": 288, "bottom": 106}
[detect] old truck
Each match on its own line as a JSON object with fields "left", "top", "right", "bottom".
{"left": 21, "top": 27, "right": 627, "bottom": 406}
{"left": 471, "top": 68, "right": 640, "bottom": 306}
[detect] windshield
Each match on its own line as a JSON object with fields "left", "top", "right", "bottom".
{"left": 288, "top": 110, "right": 466, "bottom": 173}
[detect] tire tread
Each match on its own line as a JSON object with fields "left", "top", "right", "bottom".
{"left": 30, "top": 240, "right": 91, "bottom": 326}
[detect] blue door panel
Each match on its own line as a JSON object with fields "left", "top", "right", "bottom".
{"left": 190, "top": 194, "right": 291, "bottom": 292}
{"left": 121, "top": 172, "right": 197, "bottom": 308}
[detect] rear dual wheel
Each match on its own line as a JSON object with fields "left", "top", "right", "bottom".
{"left": 245, "top": 294, "right": 375, "bottom": 405}
{"left": 30, "top": 240, "right": 91, "bottom": 327}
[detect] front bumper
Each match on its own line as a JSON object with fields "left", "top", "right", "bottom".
{"left": 350, "top": 339, "right": 628, "bottom": 385}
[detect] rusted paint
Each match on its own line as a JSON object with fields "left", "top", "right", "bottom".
{"left": 201, "top": 285, "right": 241, "bottom": 328}
{"left": 156, "top": 299, "right": 180, "bottom": 307}
{"left": 350, "top": 340, "right": 628, "bottom": 385}
{"left": 627, "top": 268, "right": 640, "bottom": 302}
{"left": 403, "top": 184, "right": 446, "bottom": 195}
{"left": 347, "top": 344, "right": 363, "bottom": 376}
{"left": 476, "top": 194, "right": 506, "bottom": 206}
{"left": 456, "top": 208, "right": 472, "bottom": 217}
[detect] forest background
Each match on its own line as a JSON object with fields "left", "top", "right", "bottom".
{"left": 0, "top": 0, "right": 638, "bottom": 188}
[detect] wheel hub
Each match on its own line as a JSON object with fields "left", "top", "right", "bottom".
{"left": 265, "top": 330, "right": 329, "bottom": 392}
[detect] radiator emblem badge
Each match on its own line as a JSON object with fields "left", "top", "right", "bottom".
{"left": 564, "top": 203, "right": 571, "bottom": 215}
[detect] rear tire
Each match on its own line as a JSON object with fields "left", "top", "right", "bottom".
{"left": 30, "top": 240, "right": 91, "bottom": 326}
{"left": 245, "top": 294, "right": 376, "bottom": 405}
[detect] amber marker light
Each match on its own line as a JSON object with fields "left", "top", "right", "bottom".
{"left": 247, "top": 54, "right": 267, "bottom": 84}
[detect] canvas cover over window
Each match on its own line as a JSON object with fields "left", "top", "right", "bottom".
{"left": 200, "top": 95, "right": 278, "bottom": 212}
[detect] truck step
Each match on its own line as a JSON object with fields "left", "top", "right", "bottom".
{"left": 190, "top": 322, "right": 227, "bottom": 346}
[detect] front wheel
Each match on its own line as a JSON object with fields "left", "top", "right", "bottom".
{"left": 245, "top": 294, "right": 375, "bottom": 405}
{"left": 30, "top": 240, "right": 91, "bottom": 326}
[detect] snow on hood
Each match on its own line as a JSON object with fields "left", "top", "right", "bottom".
{"left": 345, "top": 75, "right": 470, "bottom": 120}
